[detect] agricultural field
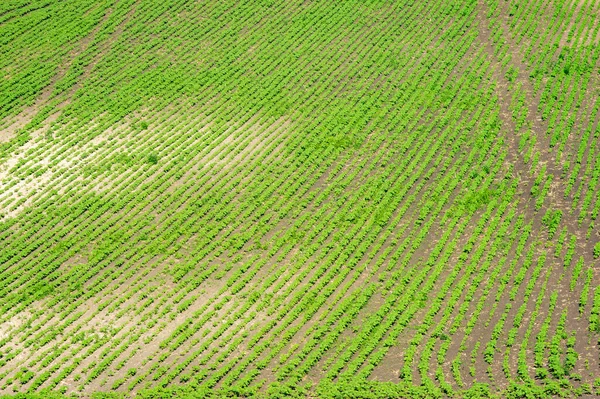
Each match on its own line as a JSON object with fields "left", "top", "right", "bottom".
{"left": 0, "top": 0, "right": 599, "bottom": 397}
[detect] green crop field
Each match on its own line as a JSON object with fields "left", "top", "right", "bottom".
{"left": 1, "top": 0, "right": 599, "bottom": 398}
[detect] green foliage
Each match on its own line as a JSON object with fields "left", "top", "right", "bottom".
{"left": 0, "top": 0, "right": 597, "bottom": 396}
{"left": 0, "top": 392, "right": 75, "bottom": 399}
{"left": 0, "top": 380, "right": 587, "bottom": 398}
{"left": 541, "top": 209, "right": 562, "bottom": 239}
{"left": 147, "top": 154, "right": 159, "bottom": 165}
{"left": 504, "top": 381, "right": 550, "bottom": 399}
{"left": 450, "top": 189, "right": 497, "bottom": 217}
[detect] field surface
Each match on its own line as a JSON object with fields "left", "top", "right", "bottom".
{"left": 1, "top": 0, "right": 600, "bottom": 397}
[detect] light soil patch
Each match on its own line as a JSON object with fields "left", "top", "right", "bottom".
{"left": 173, "top": 116, "right": 290, "bottom": 189}
{"left": 0, "top": 311, "right": 33, "bottom": 342}
{"left": 559, "top": 0, "right": 600, "bottom": 48}
{"left": 0, "top": 121, "right": 126, "bottom": 219}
